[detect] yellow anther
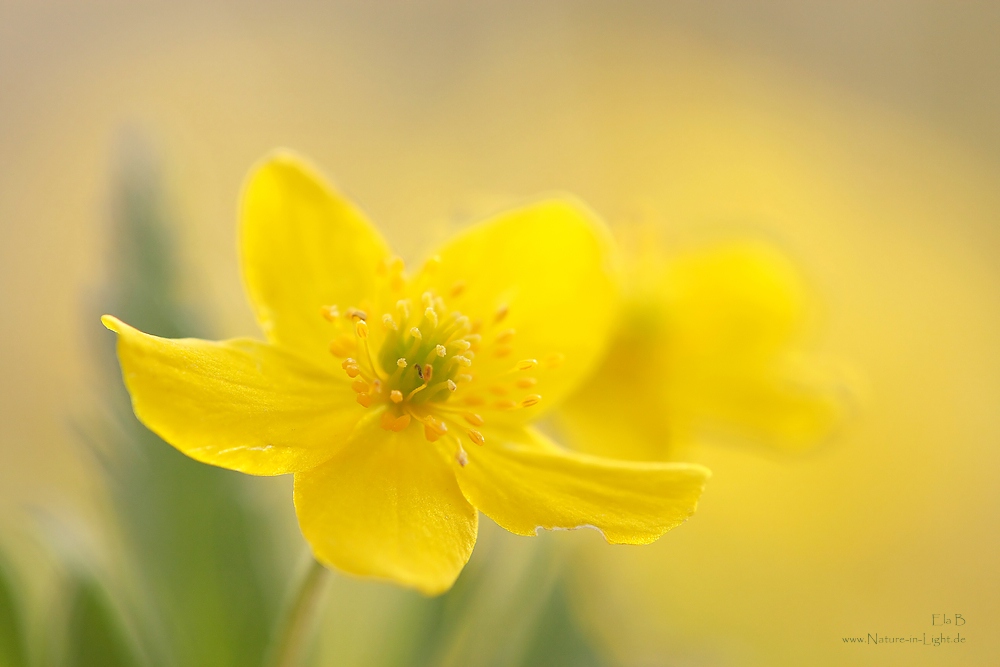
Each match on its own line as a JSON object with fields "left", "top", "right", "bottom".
{"left": 410, "top": 327, "right": 422, "bottom": 340}
{"left": 467, "top": 429, "right": 485, "bottom": 446}
{"left": 355, "top": 319, "right": 369, "bottom": 339}
{"left": 493, "top": 346, "right": 513, "bottom": 359}
{"left": 489, "top": 386, "right": 509, "bottom": 397}
{"left": 520, "top": 394, "right": 542, "bottom": 408}
{"left": 454, "top": 356, "right": 472, "bottom": 367}
{"left": 390, "top": 390, "right": 404, "bottom": 403}
{"left": 344, "top": 366, "right": 361, "bottom": 378}
{"left": 495, "top": 329, "right": 516, "bottom": 344}
{"left": 382, "top": 313, "right": 398, "bottom": 330}
{"left": 450, "top": 339, "right": 471, "bottom": 353}
{"left": 396, "top": 358, "right": 407, "bottom": 369}
{"left": 351, "top": 378, "right": 369, "bottom": 394}
{"left": 435, "top": 345, "right": 447, "bottom": 357}
{"left": 464, "top": 395, "right": 486, "bottom": 406}
{"left": 456, "top": 374, "right": 473, "bottom": 383}
{"left": 495, "top": 399, "right": 517, "bottom": 410}
{"left": 424, "top": 307, "right": 438, "bottom": 327}
{"left": 546, "top": 353, "right": 566, "bottom": 368}
{"left": 388, "top": 256, "right": 405, "bottom": 274}
{"left": 391, "top": 414, "right": 411, "bottom": 432}
{"left": 463, "top": 412, "right": 484, "bottom": 427}
{"left": 422, "top": 292, "right": 434, "bottom": 308}
{"left": 516, "top": 358, "right": 538, "bottom": 371}
{"left": 342, "top": 358, "right": 358, "bottom": 369}
{"left": 465, "top": 333, "right": 482, "bottom": 345}
{"left": 456, "top": 447, "right": 468, "bottom": 467}
{"left": 450, "top": 281, "right": 466, "bottom": 297}
{"left": 320, "top": 305, "right": 340, "bottom": 321}
{"left": 329, "top": 336, "right": 355, "bottom": 358}
{"left": 422, "top": 255, "right": 441, "bottom": 274}
{"left": 380, "top": 411, "right": 395, "bottom": 430}
{"left": 446, "top": 380, "right": 457, "bottom": 391}
{"left": 463, "top": 350, "right": 475, "bottom": 360}
{"left": 347, "top": 308, "right": 367, "bottom": 321}
{"left": 356, "top": 393, "right": 373, "bottom": 408}
{"left": 422, "top": 364, "right": 434, "bottom": 381}
{"left": 494, "top": 304, "right": 509, "bottom": 323}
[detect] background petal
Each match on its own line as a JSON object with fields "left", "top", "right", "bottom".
{"left": 293, "top": 424, "right": 478, "bottom": 595}
{"left": 241, "top": 151, "right": 391, "bottom": 365}
{"left": 104, "top": 315, "right": 359, "bottom": 475}
{"left": 557, "top": 240, "right": 852, "bottom": 460}
{"left": 455, "top": 427, "right": 709, "bottom": 545}
{"left": 419, "top": 200, "right": 618, "bottom": 424}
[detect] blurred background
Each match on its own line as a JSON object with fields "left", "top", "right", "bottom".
{"left": 1, "top": 1, "right": 998, "bottom": 666}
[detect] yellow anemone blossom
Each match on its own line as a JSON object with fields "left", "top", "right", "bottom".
{"left": 101, "top": 151, "right": 710, "bottom": 595}
{"left": 556, "top": 235, "right": 851, "bottom": 462}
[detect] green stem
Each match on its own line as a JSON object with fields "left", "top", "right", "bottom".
{"left": 267, "top": 558, "right": 331, "bottom": 667}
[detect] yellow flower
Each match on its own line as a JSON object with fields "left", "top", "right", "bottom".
{"left": 102, "top": 151, "right": 710, "bottom": 595}
{"left": 555, "top": 234, "right": 851, "bottom": 461}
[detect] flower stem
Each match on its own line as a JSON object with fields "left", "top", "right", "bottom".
{"left": 267, "top": 557, "right": 331, "bottom": 667}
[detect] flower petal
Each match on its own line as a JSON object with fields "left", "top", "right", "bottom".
{"left": 455, "top": 427, "right": 709, "bottom": 544}
{"left": 103, "top": 315, "right": 360, "bottom": 475}
{"left": 294, "top": 423, "right": 478, "bottom": 595}
{"left": 240, "top": 151, "right": 391, "bottom": 364}
{"left": 559, "top": 240, "right": 852, "bottom": 459}
{"left": 420, "top": 200, "right": 618, "bottom": 423}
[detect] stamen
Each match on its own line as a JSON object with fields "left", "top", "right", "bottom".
{"left": 493, "top": 346, "right": 513, "bottom": 358}
{"left": 520, "top": 394, "right": 542, "bottom": 408}
{"left": 435, "top": 344, "right": 447, "bottom": 357}
{"left": 410, "top": 327, "right": 422, "bottom": 340}
{"left": 515, "top": 377, "right": 538, "bottom": 389}
{"left": 424, "top": 307, "right": 439, "bottom": 328}
{"left": 397, "top": 299, "right": 411, "bottom": 321}
{"left": 456, "top": 446, "right": 468, "bottom": 467}
{"left": 382, "top": 313, "right": 398, "bottom": 330}
{"left": 329, "top": 336, "right": 355, "bottom": 358}
{"left": 450, "top": 281, "right": 466, "bottom": 297}
{"left": 320, "top": 305, "right": 340, "bottom": 321}
{"left": 516, "top": 358, "right": 538, "bottom": 371}
{"left": 448, "top": 339, "right": 471, "bottom": 353}
{"left": 351, "top": 378, "right": 369, "bottom": 393}
{"left": 355, "top": 320, "right": 369, "bottom": 339}
{"left": 467, "top": 429, "right": 485, "bottom": 446}
{"left": 422, "top": 255, "right": 441, "bottom": 274}
{"left": 390, "top": 390, "right": 403, "bottom": 403}
{"left": 464, "top": 395, "right": 486, "bottom": 406}
{"left": 347, "top": 308, "right": 367, "bottom": 322}
{"left": 463, "top": 413, "right": 484, "bottom": 427}
{"left": 456, "top": 374, "right": 473, "bottom": 383}
{"left": 397, "top": 358, "right": 408, "bottom": 369}
{"left": 495, "top": 329, "right": 516, "bottom": 344}
{"left": 546, "top": 353, "right": 566, "bottom": 369}
{"left": 446, "top": 380, "right": 457, "bottom": 392}
{"left": 489, "top": 386, "right": 509, "bottom": 396}
{"left": 453, "top": 355, "right": 472, "bottom": 367}
{"left": 356, "top": 393, "right": 373, "bottom": 408}
{"left": 380, "top": 411, "right": 395, "bottom": 430}
{"left": 391, "top": 414, "right": 411, "bottom": 431}
{"left": 494, "top": 304, "right": 509, "bottom": 323}
{"left": 495, "top": 399, "right": 517, "bottom": 410}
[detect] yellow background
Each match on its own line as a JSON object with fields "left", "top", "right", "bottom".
{"left": 1, "top": 2, "right": 998, "bottom": 665}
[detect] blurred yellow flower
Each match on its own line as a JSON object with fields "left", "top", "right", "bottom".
{"left": 102, "top": 151, "right": 710, "bottom": 595}
{"left": 556, "top": 234, "right": 851, "bottom": 461}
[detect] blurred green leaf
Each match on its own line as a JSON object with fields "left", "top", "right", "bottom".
{"left": 0, "top": 555, "right": 27, "bottom": 667}
{"left": 60, "top": 576, "right": 142, "bottom": 667}
{"left": 88, "top": 135, "right": 288, "bottom": 667}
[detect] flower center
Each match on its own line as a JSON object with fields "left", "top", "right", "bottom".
{"left": 320, "top": 260, "right": 551, "bottom": 465}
